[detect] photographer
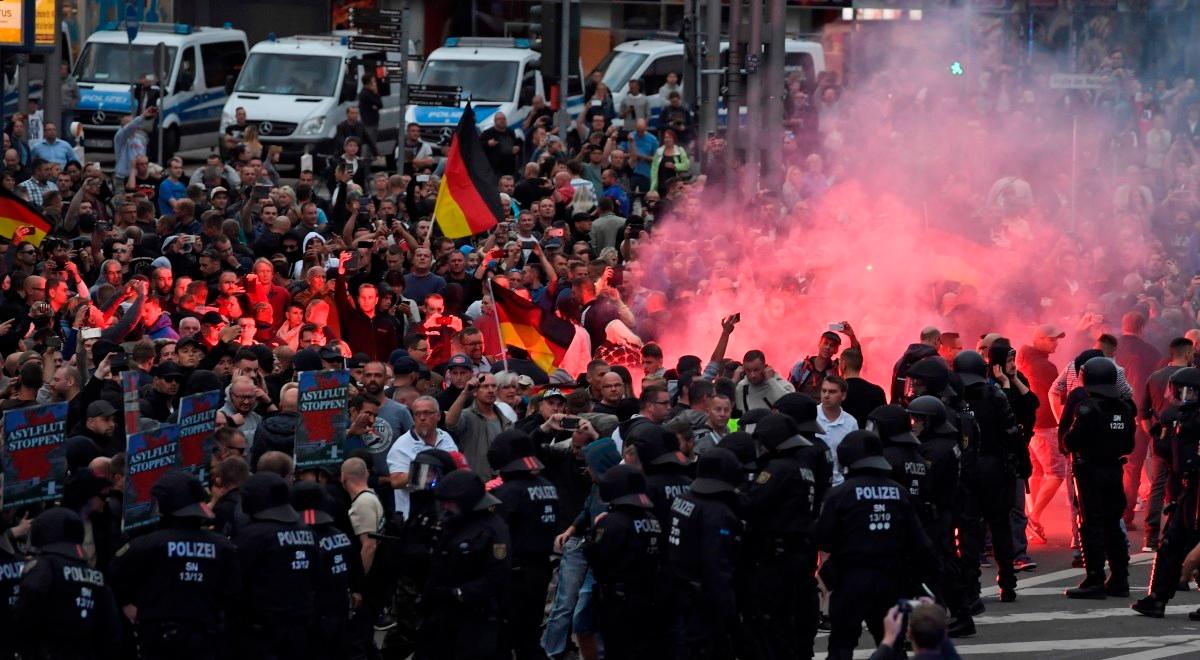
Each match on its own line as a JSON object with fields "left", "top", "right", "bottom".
{"left": 870, "top": 600, "right": 959, "bottom": 660}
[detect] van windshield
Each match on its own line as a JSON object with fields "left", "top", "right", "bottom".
{"left": 419, "top": 60, "right": 517, "bottom": 103}
{"left": 591, "top": 50, "right": 647, "bottom": 93}
{"left": 75, "top": 43, "right": 177, "bottom": 85}
{"left": 235, "top": 53, "right": 341, "bottom": 97}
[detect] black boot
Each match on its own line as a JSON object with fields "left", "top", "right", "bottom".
{"left": 1131, "top": 596, "right": 1166, "bottom": 618}
{"left": 1065, "top": 575, "right": 1108, "bottom": 600}
{"left": 999, "top": 587, "right": 1016, "bottom": 603}
{"left": 1106, "top": 573, "right": 1130, "bottom": 597}
{"left": 947, "top": 615, "right": 976, "bottom": 638}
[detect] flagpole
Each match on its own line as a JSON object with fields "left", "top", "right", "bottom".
{"left": 486, "top": 278, "right": 510, "bottom": 373}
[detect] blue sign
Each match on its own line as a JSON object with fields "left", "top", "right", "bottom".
{"left": 125, "top": 2, "right": 139, "bottom": 43}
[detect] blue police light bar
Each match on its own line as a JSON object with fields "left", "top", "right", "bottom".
{"left": 268, "top": 32, "right": 277, "bottom": 42}
{"left": 174, "top": 24, "right": 192, "bottom": 35}
{"left": 341, "top": 36, "right": 350, "bottom": 46}
{"left": 223, "top": 22, "right": 233, "bottom": 29}
{"left": 444, "top": 37, "right": 530, "bottom": 49}
{"left": 445, "top": 37, "right": 459, "bottom": 46}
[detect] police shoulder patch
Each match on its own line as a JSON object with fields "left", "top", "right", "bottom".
{"left": 493, "top": 543, "right": 508, "bottom": 560}
{"left": 756, "top": 471, "right": 773, "bottom": 485}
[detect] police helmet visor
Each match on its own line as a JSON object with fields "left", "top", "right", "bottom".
{"left": 1176, "top": 384, "right": 1200, "bottom": 404}
{"left": 904, "top": 377, "right": 926, "bottom": 401}
{"left": 411, "top": 462, "right": 443, "bottom": 491}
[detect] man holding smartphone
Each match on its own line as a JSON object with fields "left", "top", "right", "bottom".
{"left": 445, "top": 373, "right": 512, "bottom": 481}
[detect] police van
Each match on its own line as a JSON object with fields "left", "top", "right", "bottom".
{"left": 72, "top": 22, "right": 248, "bottom": 158}
{"left": 405, "top": 37, "right": 584, "bottom": 150}
{"left": 220, "top": 33, "right": 407, "bottom": 165}
{"left": 591, "top": 38, "right": 825, "bottom": 125}
{"left": 1, "top": 22, "right": 74, "bottom": 116}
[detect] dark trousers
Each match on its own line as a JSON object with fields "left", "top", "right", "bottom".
{"left": 670, "top": 583, "right": 735, "bottom": 660}
{"left": 1075, "top": 461, "right": 1130, "bottom": 581}
{"left": 1124, "top": 428, "right": 1152, "bottom": 524}
{"left": 826, "top": 570, "right": 903, "bottom": 660}
{"left": 136, "top": 621, "right": 217, "bottom": 660}
{"left": 596, "top": 585, "right": 657, "bottom": 660}
{"left": 348, "top": 605, "right": 382, "bottom": 660}
{"left": 1149, "top": 507, "right": 1200, "bottom": 600}
{"left": 239, "top": 621, "right": 312, "bottom": 660}
{"left": 954, "top": 490, "right": 985, "bottom": 602}
{"left": 927, "top": 510, "right": 969, "bottom": 616}
{"left": 506, "top": 561, "right": 552, "bottom": 660}
{"left": 743, "top": 549, "right": 817, "bottom": 660}
{"left": 1145, "top": 455, "right": 1170, "bottom": 542}
{"left": 977, "top": 458, "right": 1017, "bottom": 590}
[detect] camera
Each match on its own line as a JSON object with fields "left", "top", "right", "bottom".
{"left": 561, "top": 416, "right": 581, "bottom": 430}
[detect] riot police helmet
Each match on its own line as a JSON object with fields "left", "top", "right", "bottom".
{"left": 952, "top": 350, "right": 988, "bottom": 387}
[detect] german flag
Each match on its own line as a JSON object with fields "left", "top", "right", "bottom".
{"left": 433, "top": 103, "right": 502, "bottom": 239}
{"left": 492, "top": 284, "right": 574, "bottom": 374}
{"left": 0, "top": 185, "right": 52, "bottom": 247}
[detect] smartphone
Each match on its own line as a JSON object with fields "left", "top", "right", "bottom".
{"left": 731, "top": 313, "right": 741, "bottom": 323}
{"left": 252, "top": 184, "right": 272, "bottom": 200}
{"left": 356, "top": 240, "right": 373, "bottom": 250}
{"left": 417, "top": 174, "right": 430, "bottom": 183}
{"left": 829, "top": 322, "right": 846, "bottom": 332}
{"left": 45, "top": 336, "right": 63, "bottom": 352}
{"left": 81, "top": 327, "right": 102, "bottom": 341}
{"left": 561, "top": 416, "right": 581, "bottom": 430}
{"left": 97, "top": 221, "right": 113, "bottom": 232}
{"left": 346, "top": 254, "right": 362, "bottom": 270}
{"left": 111, "top": 353, "right": 129, "bottom": 373}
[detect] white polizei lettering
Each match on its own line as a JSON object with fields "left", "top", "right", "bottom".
{"left": 854, "top": 485, "right": 901, "bottom": 501}
{"left": 633, "top": 518, "right": 662, "bottom": 534}
{"left": 527, "top": 485, "right": 558, "bottom": 501}
{"left": 276, "top": 530, "right": 316, "bottom": 546}
{"left": 166, "top": 541, "right": 217, "bottom": 559}
{"left": 670, "top": 497, "right": 695, "bottom": 517}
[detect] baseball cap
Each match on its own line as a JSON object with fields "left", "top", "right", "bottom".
{"left": 1034, "top": 324, "right": 1066, "bottom": 340}
{"left": 86, "top": 400, "right": 117, "bottom": 418}
{"left": 540, "top": 387, "right": 566, "bottom": 401}
{"left": 210, "top": 186, "right": 229, "bottom": 197}
{"left": 200, "top": 311, "right": 225, "bottom": 326}
{"left": 152, "top": 361, "right": 185, "bottom": 379}
{"left": 446, "top": 353, "right": 473, "bottom": 371}
{"left": 319, "top": 346, "right": 344, "bottom": 362}
{"left": 821, "top": 331, "right": 843, "bottom": 345}
{"left": 176, "top": 335, "right": 205, "bottom": 353}
{"left": 347, "top": 352, "right": 370, "bottom": 369}
{"left": 389, "top": 353, "right": 420, "bottom": 375}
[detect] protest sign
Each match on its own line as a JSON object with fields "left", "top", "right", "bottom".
{"left": 123, "top": 424, "right": 181, "bottom": 531}
{"left": 2, "top": 402, "right": 68, "bottom": 508}
{"left": 294, "top": 369, "right": 351, "bottom": 469}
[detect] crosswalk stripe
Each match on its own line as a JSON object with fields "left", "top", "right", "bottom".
{"left": 847, "top": 634, "right": 1200, "bottom": 658}
{"left": 974, "top": 604, "right": 1197, "bottom": 625}
{"left": 972, "top": 586, "right": 1151, "bottom": 598}
{"left": 979, "top": 552, "right": 1155, "bottom": 597}
{"left": 1103, "top": 639, "right": 1200, "bottom": 660}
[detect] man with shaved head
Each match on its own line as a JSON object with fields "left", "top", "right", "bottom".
{"left": 891, "top": 326, "right": 942, "bottom": 403}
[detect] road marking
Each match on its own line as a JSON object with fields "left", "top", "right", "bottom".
{"left": 980, "top": 552, "right": 1155, "bottom": 596}
{"left": 975, "top": 604, "right": 1198, "bottom": 625}
{"left": 974, "top": 586, "right": 1150, "bottom": 598}
{"left": 848, "top": 634, "right": 1200, "bottom": 658}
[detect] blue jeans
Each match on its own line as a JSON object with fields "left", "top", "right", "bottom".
{"left": 541, "top": 536, "right": 596, "bottom": 657}
{"left": 1011, "top": 478, "right": 1029, "bottom": 557}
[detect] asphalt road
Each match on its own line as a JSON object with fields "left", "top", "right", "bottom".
{"left": 817, "top": 493, "right": 1200, "bottom": 659}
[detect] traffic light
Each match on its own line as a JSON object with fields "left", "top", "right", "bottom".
{"left": 540, "top": 0, "right": 580, "bottom": 84}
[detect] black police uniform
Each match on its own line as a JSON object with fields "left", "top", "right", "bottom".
{"left": 665, "top": 448, "right": 744, "bottom": 660}
{"left": 774, "top": 393, "right": 835, "bottom": 507}
{"left": 955, "top": 351, "right": 1022, "bottom": 600}
{"left": 815, "top": 431, "right": 935, "bottom": 660}
{"left": 744, "top": 413, "right": 821, "bottom": 660}
{"left": 1062, "top": 358, "right": 1136, "bottom": 598}
{"left": 231, "top": 473, "right": 319, "bottom": 660}
{"left": 0, "top": 525, "right": 23, "bottom": 660}
{"left": 872, "top": 405, "right": 934, "bottom": 521}
{"left": 584, "top": 465, "right": 663, "bottom": 660}
{"left": 1134, "top": 367, "right": 1200, "bottom": 618}
{"left": 419, "top": 470, "right": 511, "bottom": 660}
{"left": 384, "top": 449, "right": 458, "bottom": 659}
{"left": 294, "top": 481, "right": 359, "bottom": 660}
{"left": 487, "top": 431, "right": 559, "bottom": 660}
{"left": 626, "top": 425, "right": 693, "bottom": 542}
{"left": 14, "top": 508, "right": 121, "bottom": 660}
{"left": 110, "top": 472, "right": 240, "bottom": 660}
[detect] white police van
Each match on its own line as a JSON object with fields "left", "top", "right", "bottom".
{"left": 220, "top": 33, "right": 407, "bottom": 165}
{"left": 73, "top": 22, "right": 248, "bottom": 158}
{"left": 591, "top": 38, "right": 825, "bottom": 125}
{"left": 405, "top": 37, "right": 584, "bottom": 150}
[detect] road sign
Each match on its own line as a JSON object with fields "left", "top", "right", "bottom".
{"left": 409, "top": 84, "right": 462, "bottom": 107}
{"left": 349, "top": 9, "right": 402, "bottom": 25}
{"left": 153, "top": 42, "right": 170, "bottom": 84}
{"left": 348, "top": 35, "right": 403, "bottom": 53}
{"left": 1049, "top": 73, "right": 1110, "bottom": 90}
{"left": 124, "top": 2, "right": 139, "bottom": 43}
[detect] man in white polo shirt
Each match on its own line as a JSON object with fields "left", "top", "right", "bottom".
{"left": 817, "top": 375, "right": 858, "bottom": 485}
{"left": 385, "top": 395, "right": 458, "bottom": 520}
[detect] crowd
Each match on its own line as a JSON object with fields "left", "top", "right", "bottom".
{"left": 5, "top": 10, "right": 1200, "bottom": 660}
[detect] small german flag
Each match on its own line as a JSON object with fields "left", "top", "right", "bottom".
{"left": 433, "top": 103, "right": 502, "bottom": 238}
{"left": 0, "top": 185, "right": 52, "bottom": 247}
{"left": 492, "top": 284, "right": 574, "bottom": 374}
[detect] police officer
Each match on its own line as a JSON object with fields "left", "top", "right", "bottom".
{"left": 232, "top": 472, "right": 319, "bottom": 660}
{"left": 1133, "top": 367, "right": 1200, "bottom": 618}
{"left": 0, "top": 509, "right": 22, "bottom": 660}
{"left": 293, "top": 481, "right": 357, "bottom": 659}
{"left": 907, "top": 395, "right": 977, "bottom": 634}
{"left": 870, "top": 405, "right": 931, "bottom": 513}
{"left": 1061, "top": 357, "right": 1136, "bottom": 599}
{"left": 487, "top": 430, "right": 559, "bottom": 660}
{"left": 815, "top": 430, "right": 935, "bottom": 660}
{"left": 719, "top": 431, "right": 761, "bottom": 484}
{"left": 385, "top": 448, "right": 458, "bottom": 659}
{"left": 627, "top": 425, "right": 693, "bottom": 537}
{"left": 584, "top": 464, "right": 662, "bottom": 659}
{"left": 15, "top": 507, "right": 120, "bottom": 659}
{"left": 744, "top": 413, "right": 820, "bottom": 660}
{"left": 420, "top": 469, "right": 511, "bottom": 660}
{"left": 954, "top": 350, "right": 1022, "bottom": 603}
{"left": 110, "top": 472, "right": 240, "bottom": 660}
{"left": 665, "top": 447, "right": 745, "bottom": 660}
{"left": 773, "top": 393, "right": 834, "bottom": 497}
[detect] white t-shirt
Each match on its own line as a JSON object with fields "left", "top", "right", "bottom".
{"left": 385, "top": 428, "right": 458, "bottom": 519}
{"left": 817, "top": 407, "right": 858, "bottom": 486}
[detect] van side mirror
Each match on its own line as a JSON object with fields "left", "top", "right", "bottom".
{"left": 339, "top": 79, "right": 357, "bottom": 104}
